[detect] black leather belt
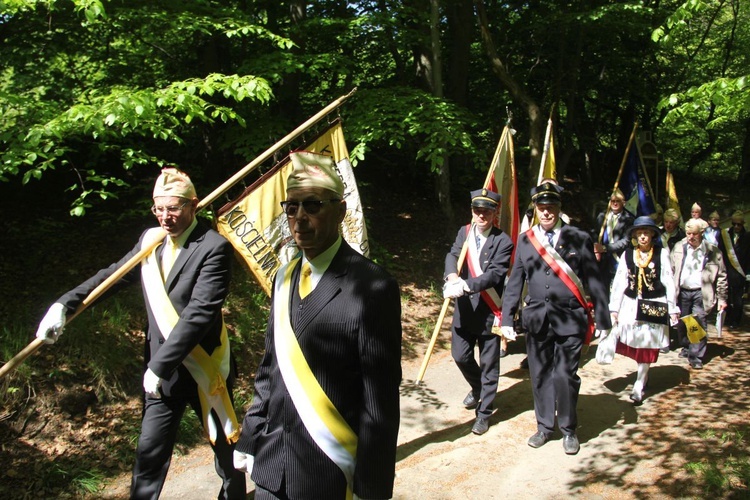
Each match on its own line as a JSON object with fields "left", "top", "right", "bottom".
{"left": 681, "top": 287, "right": 701, "bottom": 292}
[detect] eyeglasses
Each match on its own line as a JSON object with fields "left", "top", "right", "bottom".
{"left": 151, "top": 200, "right": 190, "bottom": 216}
{"left": 280, "top": 199, "right": 340, "bottom": 217}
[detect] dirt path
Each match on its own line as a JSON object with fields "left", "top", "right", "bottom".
{"left": 100, "top": 325, "right": 749, "bottom": 499}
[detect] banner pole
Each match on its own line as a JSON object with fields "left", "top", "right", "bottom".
{"left": 1, "top": 89, "right": 358, "bottom": 379}
{"left": 597, "top": 122, "right": 639, "bottom": 244}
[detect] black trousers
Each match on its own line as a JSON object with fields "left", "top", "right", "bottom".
{"left": 526, "top": 323, "right": 583, "bottom": 436}
{"left": 130, "top": 389, "right": 246, "bottom": 500}
{"left": 451, "top": 326, "right": 500, "bottom": 418}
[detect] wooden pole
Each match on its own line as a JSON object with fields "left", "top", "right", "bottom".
{"left": 597, "top": 122, "right": 639, "bottom": 244}
{"left": 0, "top": 89, "right": 359, "bottom": 379}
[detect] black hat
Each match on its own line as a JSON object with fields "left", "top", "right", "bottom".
{"left": 628, "top": 216, "right": 661, "bottom": 237}
{"left": 530, "top": 182, "right": 564, "bottom": 205}
{"left": 471, "top": 188, "right": 501, "bottom": 209}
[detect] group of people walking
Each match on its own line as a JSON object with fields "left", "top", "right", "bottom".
{"left": 32, "top": 158, "right": 748, "bottom": 498}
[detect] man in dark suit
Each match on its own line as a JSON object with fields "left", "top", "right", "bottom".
{"left": 500, "top": 181, "right": 611, "bottom": 455}
{"left": 717, "top": 210, "right": 750, "bottom": 328}
{"left": 233, "top": 152, "right": 402, "bottom": 499}
{"left": 443, "top": 188, "right": 514, "bottom": 436}
{"left": 35, "top": 168, "right": 245, "bottom": 499}
{"left": 593, "top": 189, "right": 634, "bottom": 288}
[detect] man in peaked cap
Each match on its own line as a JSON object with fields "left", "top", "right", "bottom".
{"left": 443, "top": 188, "right": 514, "bottom": 435}
{"left": 234, "top": 151, "right": 402, "bottom": 499}
{"left": 35, "top": 167, "right": 246, "bottom": 499}
{"left": 500, "top": 181, "right": 611, "bottom": 455}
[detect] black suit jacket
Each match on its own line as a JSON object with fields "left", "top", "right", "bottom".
{"left": 237, "top": 241, "right": 402, "bottom": 499}
{"left": 57, "top": 222, "right": 233, "bottom": 396}
{"left": 718, "top": 227, "right": 750, "bottom": 281}
{"left": 594, "top": 209, "right": 635, "bottom": 256}
{"left": 444, "top": 225, "right": 514, "bottom": 332}
{"left": 502, "top": 224, "right": 612, "bottom": 335}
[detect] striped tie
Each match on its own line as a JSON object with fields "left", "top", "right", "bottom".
{"left": 299, "top": 262, "right": 312, "bottom": 299}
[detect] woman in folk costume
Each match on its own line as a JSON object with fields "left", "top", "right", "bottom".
{"left": 607, "top": 217, "right": 680, "bottom": 404}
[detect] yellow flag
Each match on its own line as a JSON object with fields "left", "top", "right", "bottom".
{"left": 665, "top": 168, "right": 682, "bottom": 222}
{"left": 682, "top": 315, "right": 707, "bottom": 344}
{"left": 537, "top": 118, "right": 557, "bottom": 185}
{"left": 215, "top": 121, "right": 369, "bottom": 295}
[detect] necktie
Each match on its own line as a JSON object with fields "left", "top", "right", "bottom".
{"left": 475, "top": 234, "right": 481, "bottom": 250}
{"left": 546, "top": 230, "right": 555, "bottom": 247}
{"left": 162, "top": 238, "right": 178, "bottom": 279}
{"left": 299, "top": 262, "right": 312, "bottom": 299}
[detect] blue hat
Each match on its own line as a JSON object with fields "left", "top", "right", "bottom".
{"left": 530, "top": 182, "right": 563, "bottom": 205}
{"left": 471, "top": 188, "right": 501, "bottom": 209}
{"left": 628, "top": 216, "right": 661, "bottom": 237}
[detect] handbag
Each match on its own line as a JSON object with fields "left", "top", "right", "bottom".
{"left": 635, "top": 298, "right": 669, "bottom": 325}
{"left": 595, "top": 325, "right": 619, "bottom": 365}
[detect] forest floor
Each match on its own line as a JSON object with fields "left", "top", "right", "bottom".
{"left": 1, "top": 172, "right": 749, "bottom": 498}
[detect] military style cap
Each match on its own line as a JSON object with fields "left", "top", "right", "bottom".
{"left": 287, "top": 151, "right": 345, "bottom": 197}
{"left": 530, "top": 181, "right": 564, "bottom": 205}
{"left": 153, "top": 167, "right": 197, "bottom": 199}
{"left": 470, "top": 188, "right": 501, "bottom": 209}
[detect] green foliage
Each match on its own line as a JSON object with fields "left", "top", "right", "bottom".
{"left": 685, "top": 427, "right": 750, "bottom": 496}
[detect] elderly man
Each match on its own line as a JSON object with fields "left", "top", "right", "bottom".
{"left": 717, "top": 211, "right": 750, "bottom": 329}
{"left": 671, "top": 219, "right": 728, "bottom": 369}
{"left": 661, "top": 208, "right": 686, "bottom": 251}
{"left": 444, "top": 188, "right": 514, "bottom": 435}
{"left": 593, "top": 189, "right": 635, "bottom": 287}
{"left": 501, "top": 181, "right": 611, "bottom": 455}
{"left": 233, "top": 152, "right": 402, "bottom": 499}
{"left": 35, "top": 168, "right": 246, "bottom": 499}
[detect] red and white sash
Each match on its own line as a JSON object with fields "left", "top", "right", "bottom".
{"left": 526, "top": 228, "right": 596, "bottom": 344}
{"left": 465, "top": 225, "right": 502, "bottom": 324}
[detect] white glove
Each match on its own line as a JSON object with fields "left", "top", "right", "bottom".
{"left": 35, "top": 303, "right": 67, "bottom": 344}
{"left": 500, "top": 326, "right": 517, "bottom": 341}
{"left": 595, "top": 328, "right": 611, "bottom": 339}
{"left": 442, "top": 279, "right": 467, "bottom": 299}
{"left": 143, "top": 368, "right": 162, "bottom": 398}
{"left": 746, "top": 274, "right": 750, "bottom": 282}
{"left": 233, "top": 450, "right": 254, "bottom": 474}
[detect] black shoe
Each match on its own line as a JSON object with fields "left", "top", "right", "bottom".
{"left": 629, "top": 391, "right": 644, "bottom": 405}
{"left": 471, "top": 417, "right": 490, "bottom": 435}
{"left": 527, "top": 431, "right": 550, "bottom": 448}
{"left": 462, "top": 391, "right": 479, "bottom": 409}
{"left": 690, "top": 359, "right": 703, "bottom": 370}
{"left": 499, "top": 349, "right": 508, "bottom": 358}
{"left": 562, "top": 434, "right": 580, "bottom": 455}
{"left": 520, "top": 357, "right": 529, "bottom": 369}
{"left": 678, "top": 349, "right": 688, "bottom": 358}
{"left": 659, "top": 347, "right": 669, "bottom": 354}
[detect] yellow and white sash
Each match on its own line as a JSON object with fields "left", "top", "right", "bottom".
{"left": 720, "top": 228, "right": 745, "bottom": 276}
{"left": 274, "top": 258, "right": 357, "bottom": 498}
{"left": 140, "top": 228, "right": 240, "bottom": 445}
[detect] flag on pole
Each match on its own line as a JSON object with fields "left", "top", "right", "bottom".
{"left": 665, "top": 167, "right": 682, "bottom": 222}
{"left": 215, "top": 121, "right": 368, "bottom": 295}
{"left": 486, "top": 125, "right": 520, "bottom": 250}
{"left": 537, "top": 118, "right": 557, "bottom": 185}
{"left": 619, "top": 140, "right": 657, "bottom": 217}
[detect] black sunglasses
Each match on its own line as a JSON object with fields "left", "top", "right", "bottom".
{"left": 280, "top": 199, "right": 340, "bottom": 217}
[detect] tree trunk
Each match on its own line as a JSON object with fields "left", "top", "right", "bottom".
{"left": 474, "top": 0, "right": 543, "bottom": 192}
{"left": 430, "top": 0, "right": 453, "bottom": 221}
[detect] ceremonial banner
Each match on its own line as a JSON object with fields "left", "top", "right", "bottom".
{"left": 216, "top": 121, "right": 369, "bottom": 295}
{"left": 487, "top": 125, "right": 520, "bottom": 251}
{"left": 537, "top": 117, "right": 557, "bottom": 185}
{"left": 665, "top": 167, "right": 682, "bottom": 222}
{"left": 619, "top": 140, "right": 657, "bottom": 217}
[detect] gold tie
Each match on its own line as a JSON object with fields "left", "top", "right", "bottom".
{"left": 162, "top": 238, "right": 178, "bottom": 279}
{"left": 299, "top": 262, "right": 312, "bottom": 299}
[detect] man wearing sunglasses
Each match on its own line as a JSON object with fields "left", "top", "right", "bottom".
{"left": 35, "top": 168, "right": 246, "bottom": 498}
{"left": 443, "top": 188, "right": 514, "bottom": 436}
{"left": 234, "top": 152, "right": 402, "bottom": 500}
{"left": 718, "top": 211, "right": 750, "bottom": 328}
